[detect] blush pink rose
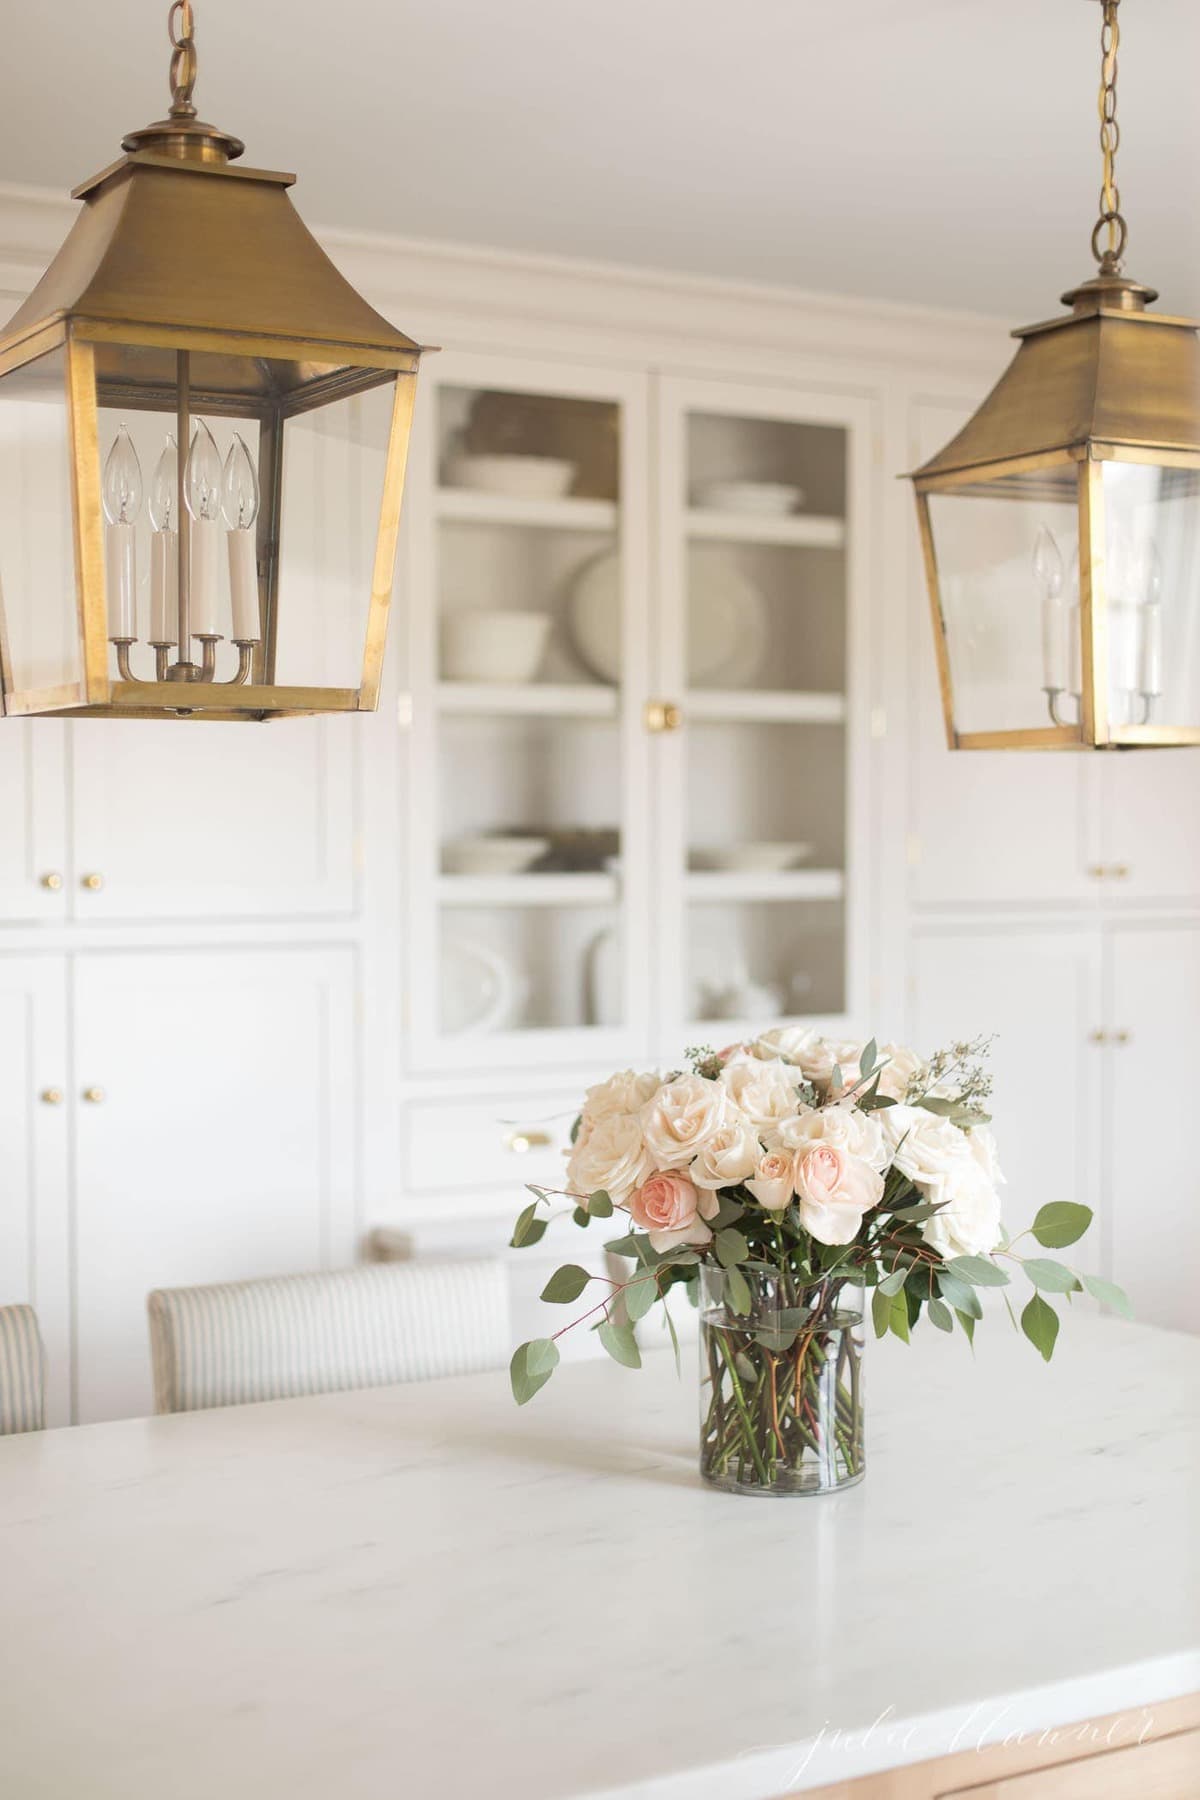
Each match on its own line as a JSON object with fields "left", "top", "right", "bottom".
{"left": 627, "top": 1171, "right": 718, "bottom": 1252}
{"left": 793, "top": 1143, "right": 883, "bottom": 1245}
{"left": 746, "top": 1149, "right": 795, "bottom": 1213}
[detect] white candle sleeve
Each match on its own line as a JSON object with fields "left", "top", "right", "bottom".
{"left": 189, "top": 518, "right": 221, "bottom": 636}
{"left": 227, "top": 530, "right": 261, "bottom": 642}
{"left": 1041, "top": 590, "right": 1069, "bottom": 691}
{"left": 1141, "top": 602, "right": 1163, "bottom": 696}
{"left": 150, "top": 530, "right": 178, "bottom": 644}
{"left": 105, "top": 522, "right": 137, "bottom": 640}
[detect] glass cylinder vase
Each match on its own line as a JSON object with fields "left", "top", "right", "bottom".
{"left": 699, "top": 1265, "right": 865, "bottom": 1496}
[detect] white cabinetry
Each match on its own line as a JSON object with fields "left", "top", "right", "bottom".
{"left": 0, "top": 723, "right": 68, "bottom": 921}
{"left": 0, "top": 954, "right": 70, "bottom": 1422}
{"left": 72, "top": 945, "right": 358, "bottom": 1422}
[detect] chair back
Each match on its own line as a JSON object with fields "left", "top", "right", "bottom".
{"left": 0, "top": 1305, "right": 47, "bottom": 1435}
{"left": 147, "top": 1260, "right": 510, "bottom": 1414}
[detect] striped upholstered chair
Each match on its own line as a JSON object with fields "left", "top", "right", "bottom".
{"left": 0, "top": 1304, "right": 47, "bottom": 1435}
{"left": 147, "top": 1260, "right": 510, "bottom": 1415}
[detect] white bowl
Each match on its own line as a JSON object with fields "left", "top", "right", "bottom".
{"left": 692, "top": 480, "right": 806, "bottom": 517}
{"left": 442, "top": 835, "right": 550, "bottom": 877}
{"left": 441, "top": 610, "right": 552, "bottom": 684}
{"left": 690, "top": 841, "right": 814, "bottom": 873}
{"left": 445, "top": 454, "right": 577, "bottom": 501}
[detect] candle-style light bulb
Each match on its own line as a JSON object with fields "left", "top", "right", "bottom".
{"left": 184, "top": 422, "right": 222, "bottom": 637}
{"left": 221, "top": 433, "right": 259, "bottom": 531}
{"left": 222, "top": 433, "right": 262, "bottom": 645}
{"left": 102, "top": 426, "right": 143, "bottom": 642}
{"left": 1033, "top": 525, "right": 1068, "bottom": 696}
{"left": 149, "top": 435, "right": 179, "bottom": 648}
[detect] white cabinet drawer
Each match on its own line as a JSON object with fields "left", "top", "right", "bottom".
{"left": 404, "top": 1094, "right": 580, "bottom": 1194}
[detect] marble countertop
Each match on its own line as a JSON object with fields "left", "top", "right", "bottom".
{"left": 0, "top": 1314, "right": 1196, "bottom": 1799}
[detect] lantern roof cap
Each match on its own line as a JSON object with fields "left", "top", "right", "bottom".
{"left": 0, "top": 147, "right": 420, "bottom": 363}
{"left": 912, "top": 268, "right": 1200, "bottom": 485}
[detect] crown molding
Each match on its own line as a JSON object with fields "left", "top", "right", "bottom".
{"left": 0, "top": 179, "right": 1008, "bottom": 381}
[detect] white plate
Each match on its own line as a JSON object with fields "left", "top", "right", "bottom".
{"left": 442, "top": 836, "right": 549, "bottom": 876}
{"left": 691, "top": 480, "right": 806, "bottom": 517}
{"left": 690, "top": 842, "right": 814, "bottom": 872}
{"left": 443, "top": 454, "right": 576, "bottom": 500}
{"left": 440, "top": 937, "right": 524, "bottom": 1034}
{"left": 568, "top": 545, "right": 766, "bottom": 687}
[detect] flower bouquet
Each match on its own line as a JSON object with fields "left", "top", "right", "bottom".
{"left": 509, "top": 1029, "right": 1129, "bottom": 1496}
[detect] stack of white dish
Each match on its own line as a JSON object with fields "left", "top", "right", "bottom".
{"left": 442, "top": 835, "right": 549, "bottom": 876}
{"left": 689, "top": 842, "right": 813, "bottom": 873}
{"left": 691, "top": 479, "right": 806, "bottom": 516}
{"left": 441, "top": 610, "right": 552, "bottom": 684}
{"left": 444, "top": 454, "right": 577, "bottom": 501}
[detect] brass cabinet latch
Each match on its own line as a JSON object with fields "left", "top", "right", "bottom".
{"left": 644, "top": 700, "right": 683, "bottom": 734}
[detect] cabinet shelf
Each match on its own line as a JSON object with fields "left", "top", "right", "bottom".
{"left": 686, "top": 869, "right": 845, "bottom": 903}
{"left": 685, "top": 508, "right": 845, "bottom": 549}
{"left": 436, "top": 489, "right": 618, "bottom": 533}
{"left": 437, "top": 873, "right": 618, "bottom": 909}
{"left": 437, "top": 682, "right": 619, "bottom": 719}
{"left": 686, "top": 689, "right": 846, "bottom": 726}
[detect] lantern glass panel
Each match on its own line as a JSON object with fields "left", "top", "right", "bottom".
{"left": 927, "top": 476, "right": 1077, "bottom": 736}
{"left": 1101, "top": 460, "right": 1200, "bottom": 734}
{"left": 0, "top": 346, "right": 80, "bottom": 698}
{"left": 273, "top": 379, "right": 397, "bottom": 690}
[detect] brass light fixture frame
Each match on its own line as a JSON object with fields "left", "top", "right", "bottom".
{"left": 909, "top": 0, "right": 1200, "bottom": 751}
{"left": 0, "top": 3, "right": 425, "bottom": 722}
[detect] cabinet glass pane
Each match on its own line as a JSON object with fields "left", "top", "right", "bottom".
{"left": 681, "top": 408, "right": 850, "bottom": 1024}
{"left": 431, "top": 381, "right": 629, "bottom": 1042}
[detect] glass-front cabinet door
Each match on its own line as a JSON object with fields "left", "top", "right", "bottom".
{"left": 402, "top": 352, "right": 652, "bottom": 1068}
{"left": 653, "top": 377, "right": 873, "bottom": 1055}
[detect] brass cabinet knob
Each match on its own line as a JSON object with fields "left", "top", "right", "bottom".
{"left": 82, "top": 1086, "right": 106, "bottom": 1105}
{"left": 1112, "top": 864, "right": 1130, "bottom": 879}
{"left": 81, "top": 873, "right": 104, "bottom": 892}
{"left": 40, "top": 1087, "right": 64, "bottom": 1106}
{"left": 1087, "top": 864, "right": 1106, "bottom": 879}
{"left": 645, "top": 700, "right": 683, "bottom": 734}
{"left": 505, "top": 1127, "right": 552, "bottom": 1154}
{"left": 1089, "top": 1029, "right": 1108, "bottom": 1045}
{"left": 40, "top": 872, "right": 63, "bottom": 892}
{"left": 1114, "top": 1029, "right": 1132, "bottom": 1045}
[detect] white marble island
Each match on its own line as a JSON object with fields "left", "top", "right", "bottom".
{"left": 0, "top": 1315, "right": 1196, "bottom": 1799}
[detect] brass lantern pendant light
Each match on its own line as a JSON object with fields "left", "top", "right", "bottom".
{"left": 911, "top": 0, "right": 1200, "bottom": 751}
{"left": 0, "top": 3, "right": 425, "bottom": 721}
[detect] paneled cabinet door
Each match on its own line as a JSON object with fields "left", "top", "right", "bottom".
{"left": 907, "top": 927, "right": 1101, "bottom": 1246}
{"left": 69, "top": 717, "right": 357, "bottom": 922}
{"left": 72, "top": 945, "right": 358, "bottom": 1422}
{"left": 0, "top": 955, "right": 70, "bottom": 1423}
{"left": 1107, "top": 925, "right": 1200, "bottom": 1332}
{"left": 907, "top": 401, "right": 1090, "bottom": 907}
{"left": 1093, "top": 753, "right": 1200, "bottom": 904}
{"left": 0, "top": 722, "right": 68, "bottom": 922}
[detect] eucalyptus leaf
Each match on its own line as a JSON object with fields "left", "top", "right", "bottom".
{"left": 603, "top": 1232, "right": 639, "bottom": 1258}
{"left": 587, "top": 1190, "right": 614, "bottom": 1218}
{"left": 955, "top": 1308, "right": 976, "bottom": 1346}
{"left": 571, "top": 1205, "right": 591, "bottom": 1228}
{"left": 860, "top": 1038, "right": 877, "bottom": 1078}
{"left": 598, "top": 1320, "right": 641, "bottom": 1370}
{"left": 871, "top": 1285, "right": 892, "bottom": 1339}
{"left": 937, "top": 1272, "right": 982, "bottom": 1318}
{"left": 624, "top": 1270, "right": 659, "bottom": 1323}
{"left": 1031, "top": 1202, "right": 1094, "bottom": 1249}
{"left": 878, "top": 1267, "right": 908, "bottom": 1297}
{"left": 889, "top": 1201, "right": 944, "bottom": 1223}
{"left": 726, "top": 1266, "right": 752, "bottom": 1317}
{"left": 1021, "top": 1292, "right": 1060, "bottom": 1362}
{"left": 510, "top": 1202, "right": 547, "bottom": 1249}
{"left": 927, "top": 1297, "right": 954, "bottom": 1333}
{"left": 714, "top": 1228, "right": 749, "bottom": 1269}
{"left": 510, "top": 1338, "right": 559, "bottom": 1405}
{"left": 1021, "top": 1257, "right": 1082, "bottom": 1295}
{"left": 946, "top": 1255, "right": 1010, "bottom": 1288}
{"left": 888, "top": 1289, "right": 911, "bottom": 1344}
{"left": 540, "top": 1263, "right": 591, "bottom": 1304}
{"left": 1082, "top": 1273, "right": 1134, "bottom": 1319}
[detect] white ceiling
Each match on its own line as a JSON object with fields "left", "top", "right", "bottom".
{"left": 2, "top": 0, "right": 1198, "bottom": 320}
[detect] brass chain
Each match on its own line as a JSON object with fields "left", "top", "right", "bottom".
{"left": 1091, "top": 0, "right": 1127, "bottom": 271}
{"left": 167, "top": 1, "right": 198, "bottom": 119}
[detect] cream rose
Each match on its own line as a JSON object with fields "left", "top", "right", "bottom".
{"left": 640, "top": 1074, "right": 731, "bottom": 1170}
{"left": 772, "top": 1102, "right": 889, "bottom": 1174}
{"left": 794, "top": 1143, "right": 883, "bottom": 1245}
{"left": 565, "top": 1111, "right": 651, "bottom": 1206}
{"left": 874, "top": 1043, "right": 925, "bottom": 1103}
{"left": 719, "top": 1054, "right": 803, "bottom": 1132}
{"left": 751, "top": 1024, "right": 821, "bottom": 1064}
{"left": 883, "top": 1106, "right": 970, "bottom": 1200}
{"left": 965, "top": 1124, "right": 1004, "bottom": 1188}
{"left": 581, "top": 1069, "right": 662, "bottom": 1123}
{"left": 782, "top": 1035, "right": 864, "bottom": 1091}
{"left": 919, "top": 1156, "right": 1003, "bottom": 1260}
{"left": 746, "top": 1149, "right": 796, "bottom": 1212}
{"left": 628, "top": 1171, "right": 718, "bottom": 1252}
{"left": 689, "top": 1115, "right": 762, "bottom": 1190}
